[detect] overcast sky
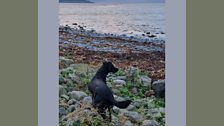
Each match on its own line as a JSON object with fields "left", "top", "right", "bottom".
{"left": 90, "top": 0, "right": 165, "bottom": 3}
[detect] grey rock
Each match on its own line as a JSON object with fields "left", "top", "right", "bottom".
{"left": 68, "top": 105, "right": 76, "bottom": 113}
{"left": 66, "top": 118, "right": 74, "bottom": 126}
{"left": 131, "top": 87, "right": 138, "bottom": 94}
{"left": 68, "top": 91, "right": 87, "bottom": 101}
{"left": 61, "top": 94, "right": 70, "bottom": 101}
{"left": 67, "top": 87, "right": 75, "bottom": 92}
{"left": 126, "top": 105, "right": 135, "bottom": 111}
{"left": 141, "top": 76, "right": 152, "bottom": 87}
{"left": 59, "top": 76, "right": 66, "bottom": 84}
{"left": 82, "top": 96, "right": 92, "bottom": 105}
{"left": 132, "top": 100, "right": 141, "bottom": 108}
{"left": 113, "top": 79, "right": 126, "bottom": 86}
{"left": 152, "top": 80, "right": 165, "bottom": 98}
{"left": 124, "top": 120, "right": 134, "bottom": 126}
{"left": 68, "top": 73, "right": 81, "bottom": 84}
{"left": 162, "top": 118, "right": 165, "bottom": 123}
{"left": 112, "top": 106, "right": 120, "bottom": 114}
{"left": 59, "top": 107, "right": 67, "bottom": 117}
{"left": 158, "top": 107, "right": 165, "bottom": 114}
{"left": 126, "top": 111, "right": 143, "bottom": 123}
{"left": 83, "top": 109, "right": 94, "bottom": 116}
{"left": 68, "top": 99, "right": 77, "bottom": 105}
{"left": 148, "top": 108, "right": 162, "bottom": 118}
{"left": 126, "top": 67, "right": 138, "bottom": 77}
{"left": 112, "top": 115, "right": 119, "bottom": 126}
{"left": 119, "top": 109, "right": 129, "bottom": 115}
{"left": 59, "top": 85, "right": 67, "bottom": 96}
{"left": 115, "top": 76, "right": 127, "bottom": 80}
{"left": 146, "top": 32, "right": 151, "bottom": 34}
{"left": 142, "top": 120, "right": 160, "bottom": 126}
{"left": 74, "top": 102, "right": 81, "bottom": 109}
{"left": 114, "top": 95, "right": 125, "bottom": 101}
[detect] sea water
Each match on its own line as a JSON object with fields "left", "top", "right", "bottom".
{"left": 59, "top": 3, "right": 165, "bottom": 41}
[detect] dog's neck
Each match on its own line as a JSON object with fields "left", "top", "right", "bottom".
{"left": 93, "top": 66, "right": 109, "bottom": 83}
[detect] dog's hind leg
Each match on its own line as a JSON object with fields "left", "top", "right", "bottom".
{"left": 108, "top": 106, "right": 112, "bottom": 122}
{"left": 98, "top": 108, "right": 106, "bottom": 119}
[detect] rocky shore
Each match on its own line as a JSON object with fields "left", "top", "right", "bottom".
{"left": 59, "top": 25, "right": 165, "bottom": 80}
{"left": 59, "top": 25, "right": 165, "bottom": 126}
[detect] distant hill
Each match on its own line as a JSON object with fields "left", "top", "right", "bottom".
{"left": 59, "top": 0, "right": 93, "bottom": 3}
{"left": 90, "top": 0, "right": 165, "bottom": 3}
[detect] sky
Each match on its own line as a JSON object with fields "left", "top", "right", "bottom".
{"left": 90, "top": 0, "right": 165, "bottom": 3}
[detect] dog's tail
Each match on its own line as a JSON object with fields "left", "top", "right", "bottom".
{"left": 113, "top": 100, "right": 132, "bottom": 109}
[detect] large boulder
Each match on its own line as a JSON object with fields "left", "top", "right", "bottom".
{"left": 152, "top": 80, "right": 165, "bottom": 98}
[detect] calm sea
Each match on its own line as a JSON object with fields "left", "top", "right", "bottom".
{"left": 59, "top": 3, "right": 165, "bottom": 40}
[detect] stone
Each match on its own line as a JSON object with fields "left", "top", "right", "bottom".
{"left": 115, "top": 76, "right": 127, "bottom": 81}
{"left": 72, "top": 23, "right": 78, "bottom": 25}
{"left": 158, "top": 107, "right": 165, "bottom": 114}
{"left": 61, "top": 94, "right": 69, "bottom": 101}
{"left": 148, "top": 108, "right": 162, "bottom": 118}
{"left": 68, "top": 105, "right": 76, "bottom": 113}
{"left": 148, "top": 35, "right": 156, "bottom": 38}
{"left": 67, "top": 87, "right": 75, "bottom": 92}
{"left": 131, "top": 87, "right": 138, "bottom": 94}
{"left": 126, "top": 111, "right": 143, "bottom": 123}
{"left": 59, "top": 107, "right": 67, "bottom": 118}
{"left": 141, "top": 76, "right": 152, "bottom": 87}
{"left": 66, "top": 118, "right": 74, "bottom": 126}
{"left": 126, "top": 105, "right": 135, "bottom": 111}
{"left": 112, "top": 115, "right": 119, "bottom": 126}
{"left": 124, "top": 120, "right": 134, "bottom": 126}
{"left": 59, "top": 85, "right": 67, "bottom": 96}
{"left": 74, "top": 102, "right": 81, "bottom": 109}
{"left": 152, "top": 80, "right": 165, "bottom": 98}
{"left": 142, "top": 120, "right": 160, "bottom": 126}
{"left": 112, "top": 106, "right": 120, "bottom": 114}
{"left": 132, "top": 100, "right": 141, "bottom": 108}
{"left": 144, "top": 90, "right": 155, "bottom": 97}
{"left": 114, "top": 95, "right": 125, "bottom": 101}
{"left": 68, "top": 91, "right": 87, "bottom": 101}
{"left": 113, "top": 79, "right": 126, "bottom": 86}
{"left": 68, "top": 73, "right": 81, "bottom": 84}
{"left": 59, "top": 76, "right": 66, "bottom": 84}
{"left": 82, "top": 96, "right": 92, "bottom": 105}
{"left": 68, "top": 99, "right": 77, "bottom": 105}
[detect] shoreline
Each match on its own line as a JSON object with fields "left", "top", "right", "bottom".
{"left": 59, "top": 25, "right": 165, "bottom": 80}
{"left": 59, "top": 25, "right": 166, "bottom": 44}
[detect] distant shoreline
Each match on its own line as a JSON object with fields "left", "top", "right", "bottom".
{"left": 59, "top": 0, "right": 93, "bottom": 3}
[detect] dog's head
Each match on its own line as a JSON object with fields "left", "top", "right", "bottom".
{"left": 103, "top": 61, "right": 118, "bottom": 73}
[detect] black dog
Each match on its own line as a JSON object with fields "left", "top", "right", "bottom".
{"left": 88, "top": 61, "right": 132, "bottom": 121}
